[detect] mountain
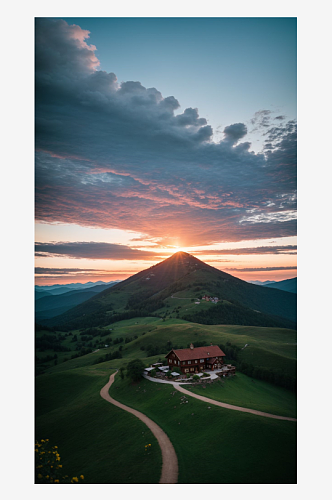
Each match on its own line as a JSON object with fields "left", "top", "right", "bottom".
{"left": 39, "top": 252, "right": 297, "bottom": 331}
{"left": 35, "top": 290, "right": 53, "bottom": 300}
{"left": 35, "top": 282, "right": 120, "bottom": 321}
{"left": 248, "top": 280, "right": 277, "bottom": 286}
{"left": 35, "top": 281, "right": 121, "bottom": 296}
{"left": 263, "top": 277, "right": 297, "bottom": 294}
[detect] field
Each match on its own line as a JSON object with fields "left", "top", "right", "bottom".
{"left": 109, "top": 373, "right": 297, "bottom": 483}
{"left": 35, "top": 366, "right": 162, "bottom": 483}
{"left": 184, "top": 372, "right": 297, "bottom": 418}
{"left": 35, "top": 316, "right": 297, "bottom": 483}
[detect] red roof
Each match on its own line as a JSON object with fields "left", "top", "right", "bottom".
{"left": 166, "top": 345, "right": 225, "bottom": 361}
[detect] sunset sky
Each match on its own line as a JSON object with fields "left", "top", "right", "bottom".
{"left": 35, "top": 17, "right": 297, "bottom": 285}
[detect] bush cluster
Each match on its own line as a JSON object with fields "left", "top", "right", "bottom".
{"left": 35, "top": 440, "right": 84, "bottom": 484}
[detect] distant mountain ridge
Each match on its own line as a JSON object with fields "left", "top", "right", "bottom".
{"left": 39, "top": 252, "right": 297, "bottom": 331}
{"left": 264, "top": 277, "right": 297, "bottom": 294}
{"left": 35, "top": 281, "right": 120, "bottom": 321}
{"left": 35, "top": 280, "right": 120, "bottom": 295}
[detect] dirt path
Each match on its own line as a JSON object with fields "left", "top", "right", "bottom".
{"left": 174, "top": 384, "right": 297, "bottom": 422}
{"left": 100, "top": 372, "right": 178, "bottom": 484}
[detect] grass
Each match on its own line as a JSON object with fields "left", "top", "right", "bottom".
{"left": 183, "top": 372, "right": 297, "bottom": 417}
{"left": 36, "top": 316, "right": 297, "bottom": 483}
{"left": 41, "top": 318, "right": 296, "bottom": 381}
{"left": 35, "top": 366, "right": 162, "bottom": 483}
{"left": 109, "top": 373, "right": 297, "bottom": 483}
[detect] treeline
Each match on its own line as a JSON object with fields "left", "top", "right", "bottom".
{"left": 35, "top": 334, "right": 70, "bottom": 352}
{"left": 140, "top": 340, "right": 184, "bottom": 357}
{"left": 183, "top": 301, "right": 294, "bottom": 329}
{"left": 237, "top": 361, "right": 296, "bottom": 392}
{"left": 35, "top": 322, "right": 56, "bottom": 333}
{"left": 94, "top": 350, "right": 122, "bottom": 365}
{"left": 218, "top": 342, "right": 296, "bottom": 393}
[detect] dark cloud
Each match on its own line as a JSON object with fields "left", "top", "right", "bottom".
{"left": 223, "top": 123, "right": 247, "bottom": 143}
{"left": 193, "top": 245, "right": 297, "bottom": 256}
{"left": 35, "top": 242, "right": 166, "bottom": 260}
{"left": 226, "top": 266, "right": 297, "bottom": 272}
{"left": 35, "top": 19, "right": 297, "bottom": 247}
{"left": 250, "top": 110, "right": 272, "bottom": 132}
{"left": 35, "top": 267, "right": 105, "bottom": 275}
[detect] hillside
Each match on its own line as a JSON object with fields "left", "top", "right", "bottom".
{"left": 40, "top": 252, "right": 296, "bottom": 330}
{"left": 35, "top": 315, "right": 297, "bottom": 483}
{"left": 264, "top": 277, "right": 297, "bottom": 294}
{"left": 35, "top": 282, "right": 119, "bottom": 321}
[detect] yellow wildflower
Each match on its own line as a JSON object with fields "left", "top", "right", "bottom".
{"left": 71, "top": 477, "right": 78, "bottom": 483}
{"left": 54, "top": 479, "right": 59, "bottom": 483}
{"left": 37, "top": 474, "right": 42, "bottom": 479}
{"left": 80, "top": 475, "right": 84, "bottom": 480}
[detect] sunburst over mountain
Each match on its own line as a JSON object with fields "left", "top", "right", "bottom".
{"left": 40, "top": 252, "right": 296, "bottom": 331}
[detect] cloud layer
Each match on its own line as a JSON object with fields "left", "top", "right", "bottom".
{"left": 35, "top": 19, "right": 297, "bottom": 247}
{"left": 35, "top": 241, "right": 164, "bottom": 260}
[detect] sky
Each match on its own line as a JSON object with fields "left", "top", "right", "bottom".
{"left": 35, "top": 17, "right": 297, "bottom": 285}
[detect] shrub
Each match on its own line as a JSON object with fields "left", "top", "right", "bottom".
{"left": 35, "top": 440, "right": 84, "bottom": 483}
{"left": 126, "top": 359, "right": 145, "bottom": 382}
{"left": 192, "top": 374, "right": 200, "bottom": 381}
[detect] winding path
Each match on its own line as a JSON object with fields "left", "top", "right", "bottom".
{"left": 174, "top": 384, "right": 297, "bottom": 422}
{"left": 100, "top": 371, "right": 178, "bottom": 484}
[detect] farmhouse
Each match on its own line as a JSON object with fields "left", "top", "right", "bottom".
{"left": 165, "top": 343, "right": 226, "bottom": 374}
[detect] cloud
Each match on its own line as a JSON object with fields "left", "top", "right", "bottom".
{"left": 225, "top": 266, "right": 297, "bottom": 272}
{"left": 193, "top": 245, "right": 297, "bottom": 256}
{"left": 35, "top": 267, "right": 106, "bottom": 275}
{"left": 35, "top": 18, "right": 297, "bottom": 247}
{"left": 223, "top": 123, "right": 247, "bottom": 143}
{"left": 35, "top": 242, "right": 165, "bottom": 260}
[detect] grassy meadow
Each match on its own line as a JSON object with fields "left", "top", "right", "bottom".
{"left": 35, "top": 315, "right": 297, "bottom": 483}
{"left": 184, "top": 372, "right": 297, "bottom": 418}
{"left": 35, "top": 366, "right": 162, "bottom": 483}
{"left": 109, "top": 373, "right": 297, "bottom": 483}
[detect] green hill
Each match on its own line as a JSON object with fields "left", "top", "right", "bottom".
{"left": 35, "top": 315, "right": 296, "bottom": 483}
{"left": 264, "top": 277, "right": 297, "bottom": 294}
{"left": 40, "top": 252, "right": 296, "bottom": 330}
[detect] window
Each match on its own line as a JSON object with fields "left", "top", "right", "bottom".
{"left": 190, "top": 368, "right": 194, "bottom": 372}
{"left": 195, "top": 360, "right": 198, "bottom": 363}
{"left": 188, "top": 360, "right": 191, "bottom": 364}
{"left": 182, "top": 362, "right": 185, "bottom": 365}
{"left": 200, "top": 359, "right": 204, "bottom": 363}
{"left": 169, "top": 359, "right": 172, "bottom": 363}
{"left": 178, "top": 361, "right": 180, "bottom": 365}
{"left": 185, "top": 369, "right": 189, "bottom": 373}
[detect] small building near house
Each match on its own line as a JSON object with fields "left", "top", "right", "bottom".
{"left": 143, "top": 367, "right": 155, "bottom": 375}
{"left": 165, "top": 343, "right": 226, "bottom": 374}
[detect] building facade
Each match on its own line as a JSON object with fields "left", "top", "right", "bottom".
{"left": 165, "top": 343, "right": 226, "bottom": 374}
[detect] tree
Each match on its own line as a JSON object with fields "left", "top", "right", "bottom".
{"left": 126, "top": 359, "right": 145, "bottom": 382}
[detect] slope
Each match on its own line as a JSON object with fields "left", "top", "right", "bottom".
{"left": 264, "top": 277, "right": 297, "bottom": 294}
{"left": 41, "top": 252, "right": 296, "bottom": 330}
